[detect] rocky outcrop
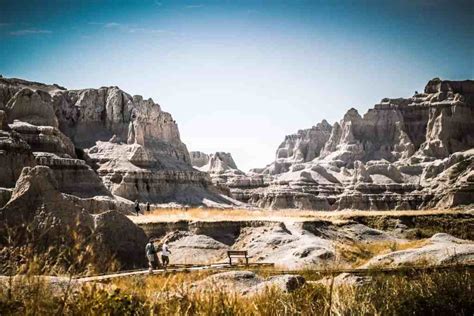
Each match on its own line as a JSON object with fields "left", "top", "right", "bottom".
{"left": 260, "top": 120, "right": 332, "bottom": 175}
{"left": 190, "top": 151, "right": 256, "bottom": 196}
{"left": 85, "top": 143, "right": 227, "bottom": 204}
{"left": 0, "top": 76, "right": 233, "bottom": 207}
{"left": 0, "top": 76, "right": 235, "bottom": 272}
{"left": 190, "top": 151, "right": 209, "bottom": 168}
{"left": 363, "top": 233, "right": 474, "bottom": 267}
{"left": 0, "top": 166, "right": 147, "bottom": 272}
{"left": 92, "top": 210, "right": 148, "bottom": 268}
{"left": 34, "top": 152, "right": 111, "bottom": 198}
{"left": 9, "top": 121, "right": 76, "bottom": 158}
{"left": 0, "top": 129, "right": 36, "bottom": 188}
{"left": 207, "top": 79, "right": 474, "bottom": 210}
{"left": 5, "top": 88, "right": 59, "bottom": 128}
{"left": 190, "top": 270, "right": 305, "bottom": 296}
{"left": 191, "top": 151, "right": 240, "bottom": 174}
{"left": 53, "top": 86, "right": 190, "bottom": 164}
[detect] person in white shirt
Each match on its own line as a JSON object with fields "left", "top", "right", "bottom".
{"left": 161, "top": 241, "right": 171, "bottom": 269}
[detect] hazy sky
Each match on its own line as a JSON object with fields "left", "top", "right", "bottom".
{"left": 1, "top": 0, "right": 473, "bottom": 171}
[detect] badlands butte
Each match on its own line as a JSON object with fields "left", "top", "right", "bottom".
{"left": 0, "top": 75, "right": 473, "bottom": 272}
{"left": 192, "top": 78, "right": 474, "bottom": 210}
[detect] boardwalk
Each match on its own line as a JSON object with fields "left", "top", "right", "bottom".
{"left": 75, "top": 263, "right": 230, "bottom": 282}
{"left": 73, "top": 263, "right": 474, "bottom": 283}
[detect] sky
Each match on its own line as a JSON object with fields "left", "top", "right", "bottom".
{"left": 1, "top": 0, "right": 473, "bottom": 171}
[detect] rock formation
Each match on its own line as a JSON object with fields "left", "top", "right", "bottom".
{"left": 190, "top": 271, "right": 305, "bottom": 296}
{"left": 1, "top": 76, "right": 472, "bottom": 213}
{"left": 363, "top": 233, "right": 474, "bottom": 267}
{"left": 259, "top": 120, "right": 333, "bottom": 175}
{"left": 0, "top": 166, "right": 147, "bottom": 272}
{"left": 0, "top": 76, "right": 233, "bottom": 207}
{"left": 191, "top": 151, "right": 240, "bottom": 173}
{"left": 190, "top": 151, "right": 245, "bottom": 183}
{"left": 190, "top": 151, "right": 266, "bottom": 198}
{"left": 0, "top": 76, "right": 234, "bottom": 272}
{"left": 198, "top": 79, "right": 474, "bottom": 210}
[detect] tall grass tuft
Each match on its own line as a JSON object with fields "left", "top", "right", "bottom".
{"left": 0, "top": 207, "right": 120, "bottom": 276}
{"left": 1, "top": 268, "right": 472, "bottom": 315}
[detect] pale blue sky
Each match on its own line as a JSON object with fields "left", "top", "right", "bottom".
{"left": 1, "top": 0, "right": 472, "bottom": 171}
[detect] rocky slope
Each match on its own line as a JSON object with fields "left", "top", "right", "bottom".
{"left": 0, "top": 165, "right": 148, "bottom": 272}
{"left": 202, "top": 78, "right": 474, "bottom": 210}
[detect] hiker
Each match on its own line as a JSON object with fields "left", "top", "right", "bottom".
{"left": 135, "top": 200, "right": 140, "bottom": 216}
{"left": 146, "top": 202, "right": 151, "bottom": 214}
{"left": 161, "top": 240, "right": 171, "bottom": 270}
{"left": 145, "top": 238, "right": 157, "bottom": 273}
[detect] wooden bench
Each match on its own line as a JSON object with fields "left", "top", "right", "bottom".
{"left": 227, "top": 250, "right": 250, "bottom": 266}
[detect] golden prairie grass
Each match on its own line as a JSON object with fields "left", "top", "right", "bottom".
{"left": 111, "top": 270, "right": 214, "bottom": 298}
{"left": 132, "top": 207, "right": 473, "bottom": 240}
{"left": 0, "top": 212, "right": 121, "bottom": 276}
{"left": 336, "top": 239, "right": 430, "bottom": 267}
{"left": 131, "top": 207, "right": 464, "bottom": 223}
{"left": 1, "top": 268, "right": 472, "bottom": 315}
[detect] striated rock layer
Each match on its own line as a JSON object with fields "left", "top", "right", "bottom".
{"left": 194, "top": 79, "right": 474, "bottom": 210}
{"left": 0, "top": 76, "right": 233, "bottom": 208}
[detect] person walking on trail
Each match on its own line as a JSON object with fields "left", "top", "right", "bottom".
{"left": 135, "top": 200, "right": 140, "bottom": 216}
{"left": 161, "top": 241, "right": 171, "bottom": 270}
{"left": 145, "top": 238, "right": 157, "bottom": 273}
{"left": 146, "top": 202, "right": 151, "bottom": 214}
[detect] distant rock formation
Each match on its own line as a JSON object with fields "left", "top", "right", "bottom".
{"left": 202, "top": 79, "right": 474, "bottom": 210}
{"left": 191, "top": 151, "right": 240, "bottom": 174}
{"left": 190, "top": 151, "right": 254, "bottom": 196}
{"left": 259, "top": 120, "right": 333, "bottom": 175}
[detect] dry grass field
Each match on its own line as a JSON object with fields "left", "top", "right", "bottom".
{"left": 1, "top": 267, "right": 472, "bottom": 315}
{"left": 130, "top": 207, "right": 467, "bottom": 224}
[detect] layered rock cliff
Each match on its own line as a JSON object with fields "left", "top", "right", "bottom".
{"left": 1, "top": 76, "right": 472, "bottom": 213}
{"left": 0, "top": 76, "right": 232, "bottom": 207}
{"left": 204, "top": 79, "right": 474, "bottom": 210}
{"left": 0, "top": 76, "right": 234, "bottom": 271}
